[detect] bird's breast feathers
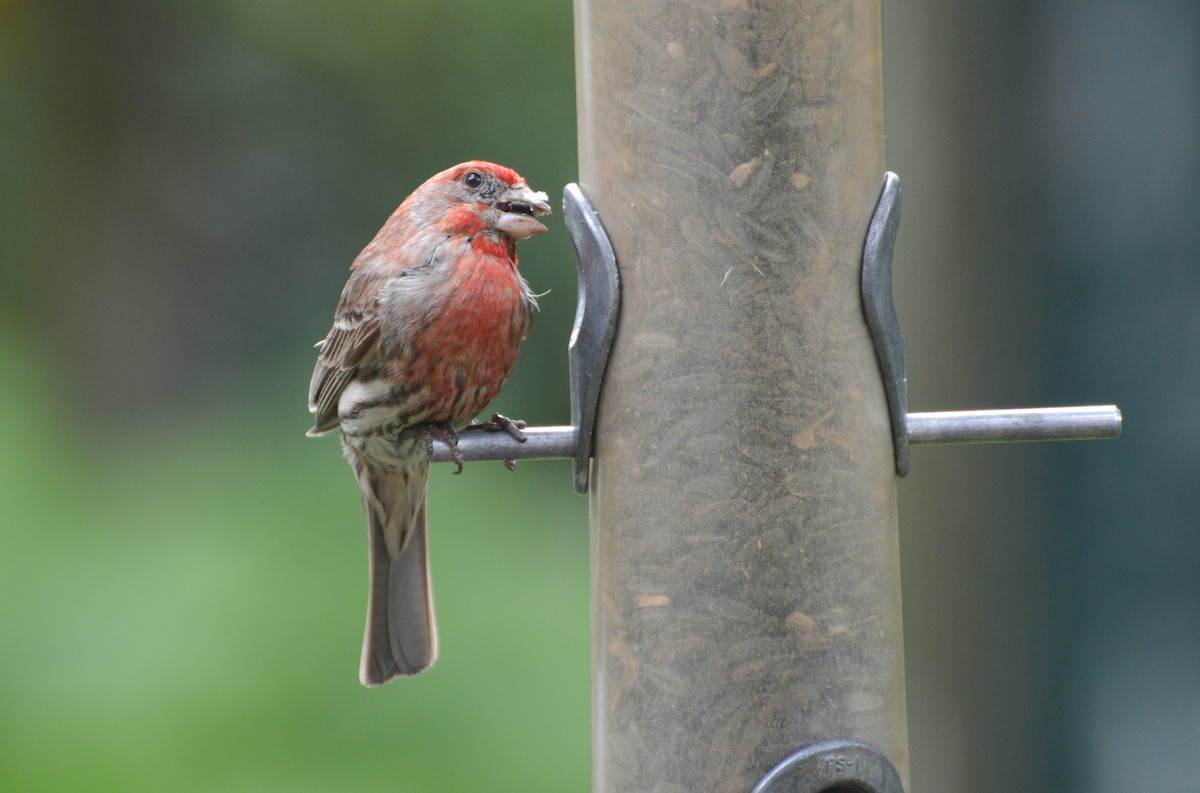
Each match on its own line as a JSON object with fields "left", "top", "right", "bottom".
{"left": 333, "top": 236, "right": 533, "bottom": 433}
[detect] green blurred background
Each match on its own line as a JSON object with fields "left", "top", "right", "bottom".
{"left": 1, "top": 1, "right": 1196, "bottom": 792}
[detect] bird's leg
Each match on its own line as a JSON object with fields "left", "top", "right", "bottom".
{"left": 414, "top": 420, "right": 464, "bottom": 474}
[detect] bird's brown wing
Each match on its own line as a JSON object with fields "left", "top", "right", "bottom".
{"left": 307, "top": 274, "right": 386, "bottom": 435}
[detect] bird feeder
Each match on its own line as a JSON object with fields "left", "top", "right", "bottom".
{"left": 430, "top": 1, "right": 1121, "bottom": 789}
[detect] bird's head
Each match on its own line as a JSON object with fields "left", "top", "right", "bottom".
{"left": 418, "top": 161, "right": 552, "bottom": 241}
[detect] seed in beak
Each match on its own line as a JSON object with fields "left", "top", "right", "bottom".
{"left": 499, "top": 201, "right": 535, "bottom": 216}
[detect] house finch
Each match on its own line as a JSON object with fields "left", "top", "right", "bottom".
{"left": 307, "top": 161, "right": 549, "bottom": 686}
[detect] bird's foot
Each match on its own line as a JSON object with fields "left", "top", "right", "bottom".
{"left": 462, "top": 413, "right": 527, "bottom": 472}
{"left": 469, "top": 413, "right": 528, "bottom": 442}
{"left": 415, "top": 420, "right": 464, "bottom": 474}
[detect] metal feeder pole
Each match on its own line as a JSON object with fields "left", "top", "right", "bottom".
{"left": 575, "top": 1, "right": 908, "bottom": 790}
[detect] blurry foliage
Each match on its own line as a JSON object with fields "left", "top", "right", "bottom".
{"left": 0, "top": 1, "right": 587, "bottom": 791}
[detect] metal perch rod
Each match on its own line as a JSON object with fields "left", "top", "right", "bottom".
{"left": 905, "top": 405, "right": 1122, "bottom": 445}
{"left": 430, "top": 426, "right": 577, "bottom": 463}
{"left": 429, "top": 406, "right": 1122, "bottom": 463}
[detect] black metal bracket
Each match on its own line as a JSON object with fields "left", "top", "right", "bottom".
{"left": 862, "top": 173, "right": 909, "bottom": 475}
{"left": 860, "top": 172, "right": 1123, "bottom": 476}
{"left": 751, "top": 740, "right": 905, "bottom": 793}
{"left": 564, "top": 183, "right": 621, "bottom": 493}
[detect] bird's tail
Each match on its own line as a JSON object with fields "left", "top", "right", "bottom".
{"left": 350, "top": 450, "right": 437, "bottom": 686}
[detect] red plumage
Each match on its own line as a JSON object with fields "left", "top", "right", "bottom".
{"left": 308, "top": 161, "right": 549, "bottom": 685}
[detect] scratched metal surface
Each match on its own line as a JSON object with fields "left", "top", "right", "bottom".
{"left": 576, "top": 0, "right": 909, "bottom": 790}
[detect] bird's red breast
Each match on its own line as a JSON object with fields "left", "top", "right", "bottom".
{"left": 386, "top": 235, "right": 531, "bottom": 426}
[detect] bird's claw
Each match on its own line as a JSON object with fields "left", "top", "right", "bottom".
{"left": 460, "top": 413, "right": 525, "bottom": 471}
{"left": 472, "top": 412, "right": 528, "bottom": 443}
{"left": 416, "top": 421, "right": 464, "bottom": 474}
{"left": 420, "top": 415, "right": 526, "bottom": 473}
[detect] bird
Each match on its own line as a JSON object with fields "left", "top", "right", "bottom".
{"left": 307, "top": 161, "right": 549, "bottom": 686}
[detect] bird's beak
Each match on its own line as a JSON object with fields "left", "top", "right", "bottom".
{"left": 494, "top": 184, "right": 552, "bottom": 240}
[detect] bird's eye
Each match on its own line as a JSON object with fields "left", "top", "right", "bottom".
{"left": 463, "top": 170, "right": 484, "bottom": 189}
